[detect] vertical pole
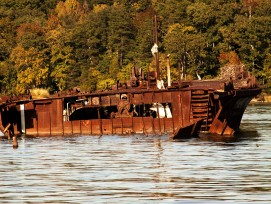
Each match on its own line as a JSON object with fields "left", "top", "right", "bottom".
{"left": 154, "top": 15, "right": 160, "bottom": 80}
{"left": 20, "top": 104, "right": 25, "bottom": 134}
{"left": 13, "top": 136, "right": 18, "bottom": 149}
{"left": 167, "top": 55, "right": 171, "bottom": 87}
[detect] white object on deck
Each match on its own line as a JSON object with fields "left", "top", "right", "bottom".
{"left": 20, "top": 104, "right": 25, "bottom": 134}
{"left": 150, "top": 103, "right": 172, "bottom": 118}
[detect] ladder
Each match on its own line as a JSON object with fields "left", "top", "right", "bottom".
{"left": 191, "top": 90, "right": 213, "bottom": 131}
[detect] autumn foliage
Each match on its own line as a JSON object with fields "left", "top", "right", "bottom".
{"left": 0, "top": 0, "right": 270, "bottom": 94}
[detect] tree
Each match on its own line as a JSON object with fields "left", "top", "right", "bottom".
{"left": 10, "top": 46, "right": 49, "bottom": 93}
{"left": 107, "top": 4, "right": 135, "bottom": 67}
{"left": 46, "top": 14, "right": 77, "bottom": 91}
{"left": 164, "top": 23, "right": 207, "bottom": 78}
{"left": 133, "top": 7, "right": 154, "bottom": 71}
{"left": 0, "top": 62, "right": 17, "bottom": 94}
{"left": 55, "top": 0, "right": 86, "bottom": 27}
{"left": 80, "top": 67, "right": 103, "bottom": 92}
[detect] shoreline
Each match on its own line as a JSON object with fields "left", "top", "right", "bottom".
{"left": 250, "top": 94, "right": 271, "bottom": 104}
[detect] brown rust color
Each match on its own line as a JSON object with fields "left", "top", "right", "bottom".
{"left": 0, "top": 78, "right": 261, "bottom": 138}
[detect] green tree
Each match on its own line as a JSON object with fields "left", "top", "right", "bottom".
{"left": 164, "top": 23, "right": 207, "bottom": 78}
{"left": 10, "top": 46, "right": 49, "bottom": 93}
{"left": 107, "top": 4, "right": 135, "bottom": 67}
{"left": 0, "top": 62, "right": 17, "bottom": 94}
{"left": 133, "top": 8, "right": 154, "bottom": 71}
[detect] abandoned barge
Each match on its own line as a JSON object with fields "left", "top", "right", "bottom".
{"left": 0, "top": 65, "right": 261, "bottom": 139}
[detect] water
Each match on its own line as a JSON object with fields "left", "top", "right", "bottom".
{"left": 0, "top": 104, "right": 271, "bottom": 203}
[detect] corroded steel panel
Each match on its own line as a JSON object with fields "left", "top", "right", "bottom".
{"left": 101, "top": 119, "right": 112, "bottom": 135}
{"left": 123, "top": 118, "right": 133, "bottom": 134}
{"left": 180, "top": 91, "right": 191, "bottom": 124}
{"left": 164, "top": 118, "right": 174, "bottom": 133}
{"left": 153, "top": 118, "right": 161, "bottom": 134}
{"left": 63, "top": 121, "right": 73, "bottom": 135}
{"left": 36, "top": 111, "right": 51, "bottom": 135}
{"left": 71, "top": 120, "right": 81, "bottom": 135}
{"left": 24, "top": 102, "right": 34, "bottom": 110}
{"left": 153, "top": 92, "right": 163, "bottom": 103}
{"left": 171, "top": 92, "right": 181, "bottom": 127}
{"left": 143, "top": 117, "right": 154, "bottom": 134}
{"left": 142, "top": 92, "right": 153, "bottom": 104}
{"left": 101, "top": 96, "right": 111, "bottom": 106}
{"left": 110, "top": 94, "right": 120, "bottom": 106}
{"left": 112, "top": 118, "right": 122, "bottom": 134}
{"left": 91, "top": 120, "right": 102, "bottom": 135}
{"left": 162, "top": 92, "right": 171, "bottom": 103}
{"left": 80, "top": 120, "right": 91, "bottom": 135}
{"left": 51, "top": 99, "right": 62, "bottom": 128}
{"left": 132, "top": 93, "right": 143, "bottom": 104}
{"left": 132, "top": 118, "right": 144, "bottom": 133}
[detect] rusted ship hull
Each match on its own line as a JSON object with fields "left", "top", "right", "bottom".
{"left": 0, "top": 80, "right": 261, "bottom": 139}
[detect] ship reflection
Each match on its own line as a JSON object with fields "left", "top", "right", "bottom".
{"left": 171, "top": 129, "right": 260, "bottom": 144}
{"left": 198, "top": 128, "right": 260, "bottom": 144}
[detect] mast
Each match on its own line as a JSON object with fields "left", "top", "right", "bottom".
{"left": 154, "top": 15, "right": 160, "bottom": 80}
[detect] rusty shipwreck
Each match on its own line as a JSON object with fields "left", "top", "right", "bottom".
{"left": 0, "top": 64, "right": 261, "bottom": 139}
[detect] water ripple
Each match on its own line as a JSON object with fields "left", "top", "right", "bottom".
{"left": 0, "top": 105, "right": 271, "bottom": 203}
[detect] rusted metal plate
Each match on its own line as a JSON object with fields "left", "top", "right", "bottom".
{"left": 71, "top": 120, "right": 81, "bottom": 135}
{"left": 24, "top": 102, "right": 34, "bottom": 110}
{"left": 91, "top": 120, "right": 102, "bottom": 135}
{"left": 112, "top": 118, "right": 122, "bottom": 134}
{"left": 132, "top": 118, "right": 144, "bottom": 133}
{"left": 171, "top": 92, "right": 181, "bottom": 127}
{"left": 101, "top": 96, "right": 111, "bottom": 106}
{"left": 110, "top": 94, "right": 120, "bottom": 106}
{"left": 81, "top": 120, "right": 91, "bottom": 135}
{"left": 63, "top": 121, "right": 73, "bottom": 135}
{"left": 153, "top": 118, "right": 160, "bottom": 134}
{"left": 142, "top": 92, "right": 153, "bottom": 104}
{"left": 180, "top": 91, "right": 191, "bottom": 122}
{"left": 164, "top": 118, "right": 174, "bottom": 133}
{"left": 142, "top": 117, "right": 154, "bottom": 134}
{"left": 132, "top": 93, "right": 143, "bottom": 104}
{"left": 101, "top": 119, "right": 112, "bottom": 135}
{"left": 123, "top": 118, "right": 133, "bottom": 134}
{"left": 162, "top": 92, "right": 171, "bottom": 103}
{"left": 153, "top": 92, "right": 162, "bottom": 103}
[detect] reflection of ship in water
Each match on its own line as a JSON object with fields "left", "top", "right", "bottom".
{"left": 197, "top": 130, "right": 260, "bottom": 144}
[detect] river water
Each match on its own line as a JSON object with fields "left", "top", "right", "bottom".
{"left": 0, "top": 104, "right": 270, "bottom": 203}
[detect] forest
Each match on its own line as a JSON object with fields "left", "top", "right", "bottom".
{"left": 0, "top": 0, "right": 270, "bottom": 94}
